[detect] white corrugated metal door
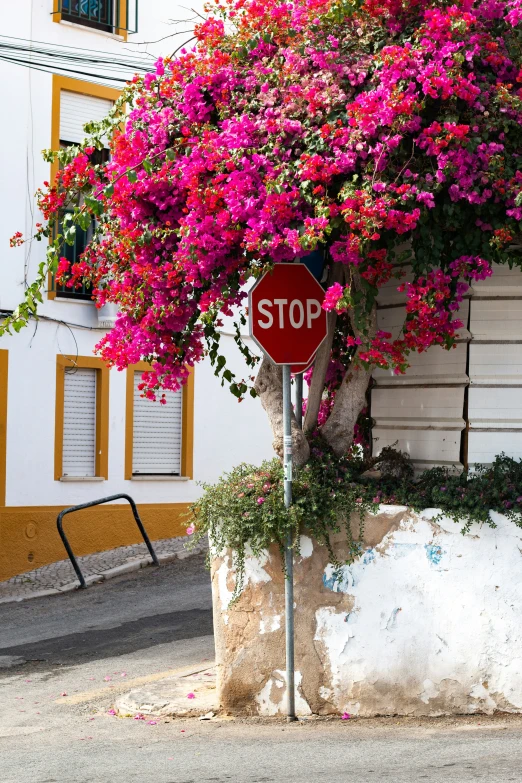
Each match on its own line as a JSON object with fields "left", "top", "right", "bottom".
{"left": 63, "top": 368, "right": 97, "bottom": 477}
{"left": 60, "top": 91, "right": 114, "bottom": 145}
{"left": 132, "top": 372, "right": 183, "bottom": 475}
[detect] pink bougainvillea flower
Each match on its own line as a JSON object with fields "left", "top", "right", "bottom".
{"left": 9, "top": 0, "right": 521, "bottom": 462}
{"left": 341, "top": 712, "right": 351, "bottom": 720}
{"left": 187, "top": 693, "right": 196, "bottom": 699}
{"left": 257, "top": 497, "right": 265, "bottom": 505}
{"left": 186, "top": 525, "right": 195, "bottom": 536}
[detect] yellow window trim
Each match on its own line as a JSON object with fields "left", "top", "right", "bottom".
{"left": 0, "top": 350, "right": 8, "bottom": 507}
{"left": 55, "top": 355, "right": 110, "bottom": 481}
{"left": 48, "top": 75, "right": 122, "bottom": 300}
{"left": 52, "top": 0, "right": 129, "bottom": 40}
{"left": 125, "top": 364, "right": 195, "bottom": 481}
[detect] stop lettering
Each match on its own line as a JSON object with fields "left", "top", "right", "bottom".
{"left": 249, "top": 263, "right": 328, "bottom": 365}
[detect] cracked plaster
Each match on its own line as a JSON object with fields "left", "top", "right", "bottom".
{"left": 211, "top": 506, "right": 522, "bottom": 717}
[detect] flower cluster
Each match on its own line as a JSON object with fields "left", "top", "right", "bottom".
{"left": 7, "top": 0, "right": 522, "bottom": 423}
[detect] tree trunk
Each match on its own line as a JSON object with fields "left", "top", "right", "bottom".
{"left": 321, "top": 288, "right": 377, "bottom": 456}
{"left": 255, "top": 355, "right": 310, "bottom": 467}
{"left": 320, "top": 356, "right": 373, "bottom": 456}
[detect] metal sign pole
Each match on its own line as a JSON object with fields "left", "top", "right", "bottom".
{"left": 282, "top": 363, "right": 296, "bottom": 722}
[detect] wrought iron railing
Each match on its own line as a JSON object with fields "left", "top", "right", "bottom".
{"left": 58, "top": 0, "right": 138, "bottom": 34}
{"left": 52, "top": 210, "right": 93, "bottom": 300}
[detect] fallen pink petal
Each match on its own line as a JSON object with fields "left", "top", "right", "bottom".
{"left": 341, "top": 712, "right": 351, "bottom": 720}
{"left": 147, "top": 721, "right": 157, "bottom": 725}
{"left": 186, "top": 693, "right": 196, "bottom": 699}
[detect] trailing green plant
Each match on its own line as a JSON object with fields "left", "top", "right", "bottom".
{"left": 189, "top": 446, "right": 522, "bottom": 601}
{"left": 369, "top": 453, "right": 522, "bottom": 533}
{"left": 189, "top": 444, "right": 379, "bottom": 601}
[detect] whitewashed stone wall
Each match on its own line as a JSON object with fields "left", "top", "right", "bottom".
{"left": 371, "top": 264, "right": 522, "bottom": 470}
{"left": 212, "top": 507, "right": 522, "bottom": 717}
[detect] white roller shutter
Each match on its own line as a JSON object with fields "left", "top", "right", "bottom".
{"left": 132, "top": 372, "right": 183, "bottom": 475}
{"left": 63, "top": 368, "right": 97, "bottom": 477}
{"left": 60, "top": 90, "right": 113, "bottom": 145}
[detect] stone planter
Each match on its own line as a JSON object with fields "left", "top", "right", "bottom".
{"left": 211, "top": 505, "right": 522, "bottom": 717}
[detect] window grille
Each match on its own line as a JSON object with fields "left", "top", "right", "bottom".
{"left": 58, "top": 0, "right": 138, "bottom": 34}
{"left": 52, "top": 90, "right": 113, "bottom": 299}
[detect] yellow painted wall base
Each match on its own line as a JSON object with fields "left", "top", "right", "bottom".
{"left": 0, "top": 503, "right": 191, "bottom": 582}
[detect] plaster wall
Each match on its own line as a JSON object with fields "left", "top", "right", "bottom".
{"left": 212, "top": 507, "right": 522, "bottom": 717}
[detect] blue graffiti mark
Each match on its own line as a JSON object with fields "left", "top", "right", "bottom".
{"left": 388, "top": 543, "right": 418, "bottom": 559}
{"left": 386, "top": 607, "right": 401, "bottom": 630}
{"left": 323, "top": 572, "right": 338, "bottom": 591}
{"left": 425, "top": 544, "right": 444, "bottom": 565}
{"left": 322, "top": 566, "right": 354, "bottom": 593}
{"left": 362, "top": 547, "right": 376, "bottom": 565}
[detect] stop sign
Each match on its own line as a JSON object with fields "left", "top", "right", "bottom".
{"left": 249, "top": 263, "right": 327, "bottom": 365}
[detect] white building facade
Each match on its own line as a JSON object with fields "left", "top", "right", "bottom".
{"left": 0, "top": 0, "right": 273, "bottom": 581}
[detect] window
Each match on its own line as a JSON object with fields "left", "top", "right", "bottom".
{"left": 0, "top": 350, "right": 8, "bottom": 507}
{"left": 55, "top": 356, "right": 109, "bottom": 480}
{"left": 125, "top": 364, "right": 195, "bottom": 479}
{"left": 53, "top": 0, "right": 138, "bottom": 36}
{"left": 49, "top": 77, "right": 120, "bottom": 300}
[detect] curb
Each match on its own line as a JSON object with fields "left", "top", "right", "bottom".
{"left": 0, "top": 546, "right": 204, "bottom": 606}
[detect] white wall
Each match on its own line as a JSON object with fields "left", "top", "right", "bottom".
{"left": 1, "top": 323, "right": 273, "bottom": 507}
{"left": 371, "top": 265, "right": 522, "bottom": 469}
{"left": 0, "top": 0, "right": 274, "bottom": 511}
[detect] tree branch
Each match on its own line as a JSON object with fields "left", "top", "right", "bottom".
{"left": 303, "top": 262, "right": 346, "bottom": 434}
{"left": 255, "top": 355, "right": 310, "bottom": 467}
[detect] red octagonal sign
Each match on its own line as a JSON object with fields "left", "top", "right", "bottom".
{"left": 249, "top": 263, "right": 328, "bottom": 365}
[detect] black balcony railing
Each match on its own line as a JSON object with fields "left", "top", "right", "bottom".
{"left": 52, "top": 211, "right": 93, "bottom": 300}
{"left": 58, "top": 0, "right": 138, "bottom": 34}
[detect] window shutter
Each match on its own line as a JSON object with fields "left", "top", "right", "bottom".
{"left": 59, "top": 91, "right": 113, "bottom": 145}
{"left": 132, "top": 372, "right": 183, "bottom": 475}
{"left": 63, "top": 368, "right": 97, "bottom": 477}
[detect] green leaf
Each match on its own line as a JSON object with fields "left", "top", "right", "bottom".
{"left": 127, "top": 169, "right": 138, "bottom": 183}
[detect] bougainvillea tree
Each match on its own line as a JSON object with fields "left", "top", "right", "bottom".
{"left": 5, "top": 0, "right": 522, "bottom": 466}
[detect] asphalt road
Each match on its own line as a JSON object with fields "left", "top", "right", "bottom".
{"left": 1, "top": 555, "right": 522, "bottom": 783}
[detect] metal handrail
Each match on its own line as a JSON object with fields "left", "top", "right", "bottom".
{"left": 56, "top": 493, "right": 159, "bottom": 589}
